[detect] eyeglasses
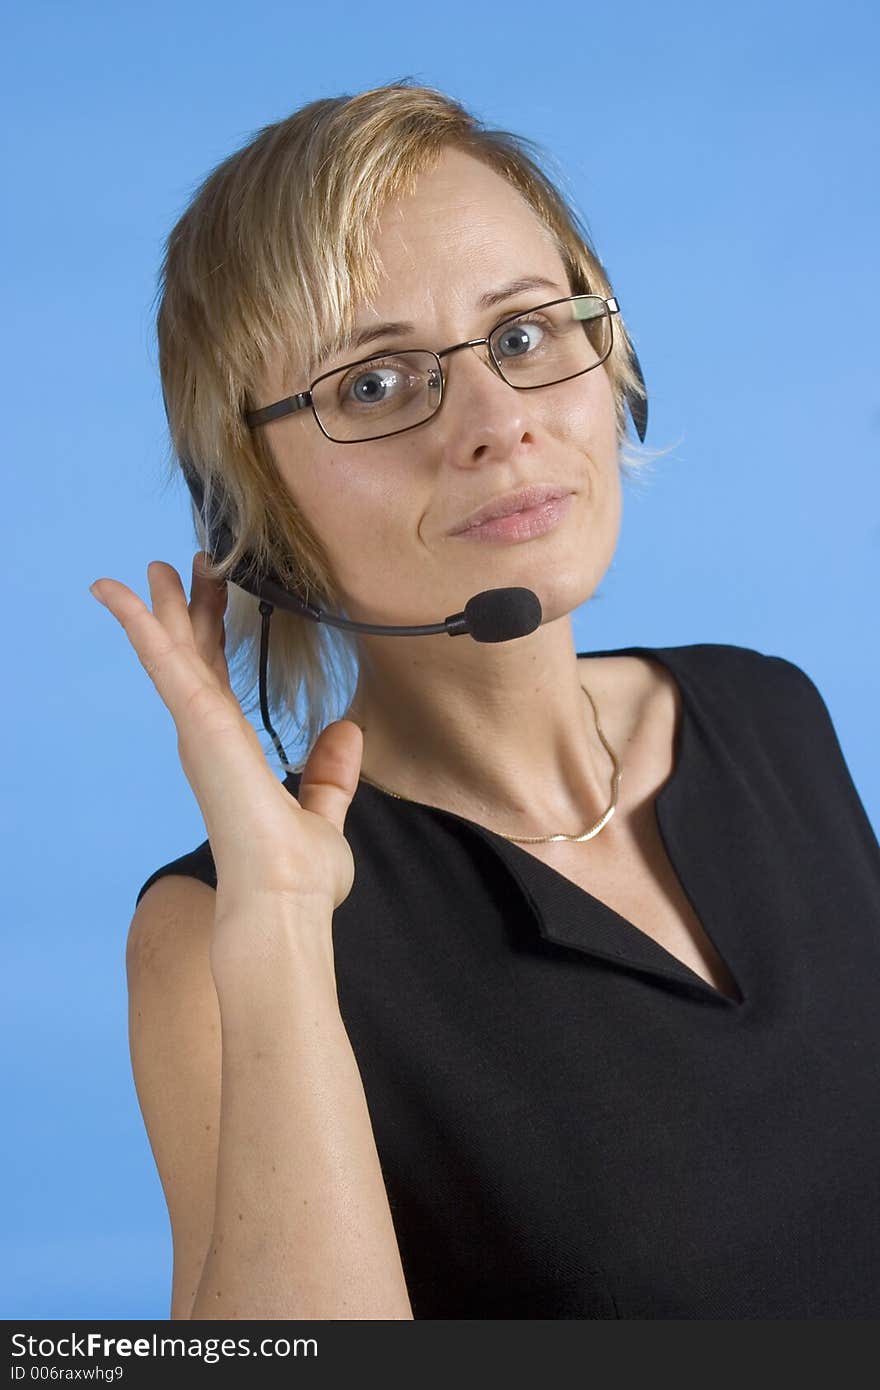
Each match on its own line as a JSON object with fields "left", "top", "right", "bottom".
{"left": 244, "top": 293, "right": 622, "bottom": 444}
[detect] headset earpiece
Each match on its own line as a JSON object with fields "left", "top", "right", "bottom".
{"left": 625, "top": 343, "right": 648, "bottom": 444}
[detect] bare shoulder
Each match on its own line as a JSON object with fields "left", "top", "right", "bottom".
{"left": 127, "top": 873, "right": 217, "bottom": 967}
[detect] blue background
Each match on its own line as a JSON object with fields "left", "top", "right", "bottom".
{"left": 3, "top": 0, "right": 878, "bottom": 1320}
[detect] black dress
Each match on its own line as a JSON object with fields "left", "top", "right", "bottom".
{"left": 135, "top": 642, "right": 880, "bottom": 1318}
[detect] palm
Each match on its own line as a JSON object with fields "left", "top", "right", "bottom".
{"left": 90, "top": 555, "right": 363, "bottom": 923}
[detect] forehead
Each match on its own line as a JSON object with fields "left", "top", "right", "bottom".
{"left": 368, "top": 147, "right": 564, "bottom": 302}
{"left": 259, "top": 148, "right": 568, "bottom": 399}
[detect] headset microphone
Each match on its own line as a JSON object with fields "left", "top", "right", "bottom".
{"left": 254, "top": 572, "right": 542, "bottom": 643}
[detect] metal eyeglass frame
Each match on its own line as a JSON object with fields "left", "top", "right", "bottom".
{"left": 243, "top": 293, "right": 622, "bottom": 444}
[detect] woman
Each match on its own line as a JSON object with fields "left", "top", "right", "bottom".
{"left": 90, "top": 82, "right": 880, "bottom": 1319}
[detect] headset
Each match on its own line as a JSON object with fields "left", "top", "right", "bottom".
{"left": 174, "top": 339, "right": 648, "bottom": 770}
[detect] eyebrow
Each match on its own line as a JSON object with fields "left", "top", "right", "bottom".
{"left": 314, "top": 275, "right": 567, "bottom": 370}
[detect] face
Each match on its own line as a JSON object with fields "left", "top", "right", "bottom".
{"left": 258, "top": 147, "right": 623, "bottom": 630}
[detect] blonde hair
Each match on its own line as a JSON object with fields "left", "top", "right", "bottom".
{"left": 154, "top": 78, "right": 669, "bottom": 770}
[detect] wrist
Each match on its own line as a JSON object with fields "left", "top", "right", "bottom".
{"left": 210, "top": 893, "right": 338, "bottom": 1001}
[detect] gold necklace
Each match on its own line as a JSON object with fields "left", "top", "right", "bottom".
{"left": 357, "top": 684, "right": 623, "bottom": 844}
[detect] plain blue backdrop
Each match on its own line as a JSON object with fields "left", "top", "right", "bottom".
{"left": 3, "top": 0, "right": 877, "bottom": 1320}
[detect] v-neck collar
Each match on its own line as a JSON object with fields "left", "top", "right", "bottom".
{"left": 488, "top": 644, "right": 746, "bottom": 1008}
{"left": 347, "top": 644, "right": 748, "bottom": 1010}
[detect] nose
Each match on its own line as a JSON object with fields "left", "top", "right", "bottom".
{"left": 440, "top": 337, "right": 502, "bottom": 382}
{"left": 438, "top": 341, "right": 531, "bottom": 463}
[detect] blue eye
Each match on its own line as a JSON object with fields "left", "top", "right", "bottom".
{"left": 345, "top": 365, "right": 405, "bottom": 406}
{"left": 495, "top": 319, "right": 548, "bottom": 359}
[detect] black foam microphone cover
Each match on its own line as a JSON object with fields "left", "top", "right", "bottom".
{"left": 463, "top": 587, "right": 543, "bottom": 643}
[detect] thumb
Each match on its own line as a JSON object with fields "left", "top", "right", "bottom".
{"left": 297, "top": 718, "right": 364, "bottom": 831}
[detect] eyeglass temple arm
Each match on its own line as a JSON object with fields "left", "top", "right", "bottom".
{"left": 246, "top": 391, "right": 312, "bottom": 429}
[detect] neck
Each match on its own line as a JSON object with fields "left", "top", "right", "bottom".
{"left": 343, "top": 617, "right": 640, "bottom": 837}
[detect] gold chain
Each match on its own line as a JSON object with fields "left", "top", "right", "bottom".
{"left": 357, "top": 684, "right": 622, "bottom": 844}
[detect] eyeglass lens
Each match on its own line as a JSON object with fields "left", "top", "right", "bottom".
{"left": 311, "top": 295, "right": 611, "bottom": 443}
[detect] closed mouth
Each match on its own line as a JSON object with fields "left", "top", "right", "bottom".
{"left": 449, "top": 484, "right": 572, "bottom": 535}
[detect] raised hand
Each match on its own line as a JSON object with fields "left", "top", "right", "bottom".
{"left": 90, "top": 554, "right": 364, "bottom": 949}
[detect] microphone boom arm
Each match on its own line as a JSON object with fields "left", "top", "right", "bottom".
{"left": 256, "top": 576, "right": 467, "bottom": 637}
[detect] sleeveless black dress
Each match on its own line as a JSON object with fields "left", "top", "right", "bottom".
{"left": 136, "top": 643, "right": 880, "bottom": 1318}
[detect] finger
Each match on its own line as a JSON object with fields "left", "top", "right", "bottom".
{"left": 298, "top": 719, "right": 364, "bottom": 832}
{"left": 188, "top": 552, "right": 228, "bottom": 659}
{"left": 146, "top": 561, "right": 197, "bottom": 647}
{"left": 90, "top": 575, "right": 213, "bottom": 716}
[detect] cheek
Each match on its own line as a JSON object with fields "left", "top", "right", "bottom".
{"left": 549, "top": 365, "right": 615, "bottom": 437}
{"left": 308, "top": 460, "right": 415, "bottom": 576}
{"left": 332, "top": 461, "right": 403, "bottom": 531}
{"left": 286, "top": 451, "right": 399, "bottom": 531}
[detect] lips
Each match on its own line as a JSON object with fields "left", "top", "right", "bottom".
{"left": 449, "top": 484, "right": 572, "bottom": 535}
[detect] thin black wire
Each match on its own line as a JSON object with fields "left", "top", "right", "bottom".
{"left": 258, "top": 600, "right": 289, "bottom": 770}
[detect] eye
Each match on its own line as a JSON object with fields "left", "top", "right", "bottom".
{"left": 494, "top": 317, "right": 549, "bottom": 360}
{"left": 339, "top": 362, "right": 414, "bottom": 408}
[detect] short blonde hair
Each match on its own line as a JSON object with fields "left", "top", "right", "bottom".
{"left": 154, "top": 78, "right": 665, "bottom": 769}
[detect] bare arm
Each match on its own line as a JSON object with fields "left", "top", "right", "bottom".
{"left": 128, "top": 875, "right": 412, "bottom": 1321}
{"left": 193, "top": 897, "right": 412, "bottom": 1320}
{"left": 101, "top": 556, "right": 411, "bottom": 1319}
{"left": 126, "top": 875, "right": 222, "bottom": 1319}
